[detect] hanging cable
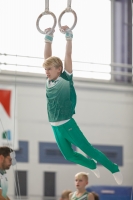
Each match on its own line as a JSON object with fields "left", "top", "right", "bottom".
{"left": 0, "top": 53, "right": 133, "bottom": 69}
{"left": 0, "top": 62, "right": 133, "bottom": 77}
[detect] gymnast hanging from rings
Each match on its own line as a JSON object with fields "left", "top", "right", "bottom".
{"left": 36, "top": 0, "right": 123, "bottom": 185}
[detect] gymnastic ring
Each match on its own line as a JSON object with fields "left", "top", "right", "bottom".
{"left": 36, "top": 11, "right": 57, "bottom": 34}
{"left": 58, "top": 8, "right": 77, "bottom": 33}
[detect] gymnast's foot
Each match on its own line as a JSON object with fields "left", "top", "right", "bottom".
{"left": 113, "top": 171, "right": 123, "bottom": 185}
{"left": 91, "top": 159, "right": 100, "bottom": 178}
{"left": 112, "top": 164, "right": 123, "bottom": 185}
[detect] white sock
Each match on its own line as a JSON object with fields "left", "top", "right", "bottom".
{"left": 113, "top": 171, "right": 123, "bottom": 185}
{"left": 91, "top": 168, "right": 100, "bottom": 178}
{"left": 91, "top": 159, "right": 100, "bottom": 178}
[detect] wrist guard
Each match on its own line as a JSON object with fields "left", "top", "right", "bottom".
{"left": 65, "top": 30, "right": 73, "bottom": 40}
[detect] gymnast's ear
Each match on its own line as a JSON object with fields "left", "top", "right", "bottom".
{"left": 0, "top": 154, "right": 4, "bottom": 162}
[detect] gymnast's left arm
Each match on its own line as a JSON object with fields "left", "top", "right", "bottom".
{"left": 62, "top": 26, "right": 73, "bottom": 74}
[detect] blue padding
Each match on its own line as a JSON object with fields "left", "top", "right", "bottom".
{"left": 87, "top": 186, "right": 132, "bottom": 200}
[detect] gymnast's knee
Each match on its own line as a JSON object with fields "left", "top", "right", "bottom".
{"left": 63, "top": 152, "right": 76, "bottom": 161}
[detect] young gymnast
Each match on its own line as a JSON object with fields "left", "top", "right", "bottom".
{"left": 69, "top": 172, "right": 95, "bottom": 200}
{"left": 43, "top": 26, "right": 123, "bottom": 185}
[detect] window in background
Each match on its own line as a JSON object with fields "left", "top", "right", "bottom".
{"left": 39, "top": 142, "right": 76, "bottom": 164}
{"left": 15, "top": 171, "right": 27, "bottom": 197}
{"left": 90, "top": 145, "right": 123, "bottom": 166}
{"left": 44, "top": 172, "right": 56, "bottom": 197}
{"left": 15, "top": 141, "right": 29, "bottom": 162}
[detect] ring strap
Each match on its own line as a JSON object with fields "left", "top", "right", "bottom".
{"left": 36, "top": 0, "right": 57, "bottom": 34}
{"left": 58, "top": 0, "right": 77, "bottom": 33}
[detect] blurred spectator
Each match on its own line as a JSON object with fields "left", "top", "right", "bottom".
{"left": 91, "top": 192, "right": 100, "bottom": 200}
{"left": 60, "top": 190, "right": 72, "bottom": 200}
{"left": 69, "top": 172, "right": 95, "bottom": 200}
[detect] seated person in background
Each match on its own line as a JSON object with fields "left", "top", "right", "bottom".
{"left": 60, "top": 190, "right": 72, "bottom": 200}
{"left": 91, "top": 192, "right": 100, "bottom": 200}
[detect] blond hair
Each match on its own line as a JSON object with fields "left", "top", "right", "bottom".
{"left": 75, "top": 172, "right": 89, "bottom": 181}
{"left": 43, "top": 56, "right": 63, "bottom": 70}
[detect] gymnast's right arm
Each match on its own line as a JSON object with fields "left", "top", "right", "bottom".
{"left": 44, "top": 28, "right": 54, "bottom": 59}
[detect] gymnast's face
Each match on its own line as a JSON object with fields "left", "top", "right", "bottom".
{"left": 45, "top": 65, "right": 62, "bottom": 80}
{"left": 75, "top": 175, "right": 88, "bottom": 190}
{"left": 0, "top": 155, "right": 12, "bottom": 170}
